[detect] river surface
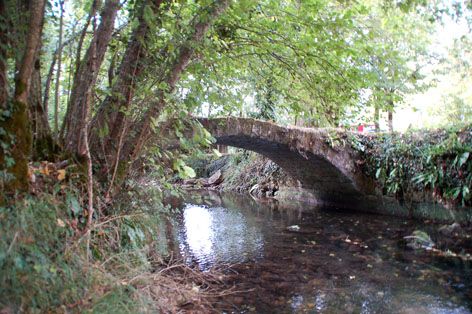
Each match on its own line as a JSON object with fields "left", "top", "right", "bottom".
{"left": 165, "top": 191, "right": 472, "bottom": 313}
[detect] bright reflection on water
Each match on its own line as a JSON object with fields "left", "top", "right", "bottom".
{"left": 177, "top": 204, "right": 264, "bottom": 270}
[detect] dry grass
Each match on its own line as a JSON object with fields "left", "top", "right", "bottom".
{"left": 114, "top": 257, "right": 250, "bottom": 313}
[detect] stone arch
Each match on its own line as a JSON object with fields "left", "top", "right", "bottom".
{"left": 199, "top": 117, "right": 376, "bottom": 209}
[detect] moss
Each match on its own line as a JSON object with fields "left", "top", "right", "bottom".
{"left": 0, "top": 100, "right": 32, "bottom": 193}
{"left": 32, "top": 134, "right": 59, "bottom": 161}
{"left": 14, "top": 80, "right": 26, "bottom": 97}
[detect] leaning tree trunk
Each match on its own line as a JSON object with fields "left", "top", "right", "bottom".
{"left": 89, "top": 0, "right": 164, "bottom": 174}
{"left": 0, "top": 0, "right": 45, "bottom": 194}
{"left": 62, "top": 0, "right": 119, "bottom": 159}
{"left": 109, "top": 0, "right": 231, "bottom": 194}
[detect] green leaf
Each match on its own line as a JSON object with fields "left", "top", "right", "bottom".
{"left": 458, "top": 152, "right": 469, "bottom": 167}
{"left": 375, "top": 167, "right": 382, "bottom": 179}
{"left": 67, "top": 195, "right": 82, "bottom": 215}
{"left": 462, "top": 186, "right": 470, "bottom": 199}
{"left": 181, "top": 165, "right": 196, "bottom": 179}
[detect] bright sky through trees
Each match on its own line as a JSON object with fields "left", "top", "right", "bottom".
{"left": 395, "top": 14, "right": 471, "bottom": 130}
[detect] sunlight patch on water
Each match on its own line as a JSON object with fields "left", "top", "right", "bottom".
{"left": 177, "top": 204, "right": 265, "bottom": 270}
{"left": 181, "top": 205, "right": 214, "bottom": 260}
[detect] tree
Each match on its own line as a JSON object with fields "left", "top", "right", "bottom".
{"left": 90, "top": 0, "right": 165, "bottom": 175}
{"left": 1, "top": 0, "right": 464, "bottom": 197}
{"left": 175, "top": 0, "right": 375, "bottom": 126}
{"left": 358, "top": 2, "right": 432, "bottom": 132}
{"left": 0, "top": 0, "right": 45, "bottom": 194}
{"left": 426, "top": 35, "right": 472, "bottom": 127}
{"left": 62, "top": 0, "right": 120, "bottom": 159}
{"left": 108, "top": 0, "right": 231, "bottom": 191}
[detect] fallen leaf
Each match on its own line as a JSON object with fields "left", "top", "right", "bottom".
{"left": 40, "top": 166, "right": 50, "bottom": 176}
{"left": 57, "top": 169, "right": 66, "bottom": 181}
{"left": 56, "top": 218, "right": 66, "bottom": 227}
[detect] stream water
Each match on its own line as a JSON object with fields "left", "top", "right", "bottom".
{"left": 164, "top": 191, "right": 472, "bottom": 313}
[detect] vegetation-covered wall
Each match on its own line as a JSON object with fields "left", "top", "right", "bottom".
{"left": 356, "top": 126, "right": 472, "bottom": 208}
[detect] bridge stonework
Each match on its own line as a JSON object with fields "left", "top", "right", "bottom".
{"left": 199, "top": 118, "right": 379, "bottom": 210}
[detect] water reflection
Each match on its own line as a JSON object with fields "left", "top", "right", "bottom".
{"left": 176, "top": 204, "right": 264, "bottom": 270}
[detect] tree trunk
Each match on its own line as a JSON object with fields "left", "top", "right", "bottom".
{"left": 0, "top": 0, "right": 45, "bottom": 193}
{"left": 60, "top": 13, "right": 93, "bottom": 140}
{"left": 0, "top": 0, "right": 8, "bottom": 110}
{"left": 42, "top": 51, "right": 56, "bottom": 114}
{"left": 388, "top": 110, "right": 393, "bottom": 132}
{"left": 89, "top": 0, "right": 164, "bottom": 174}
{"left": 54, "top": 0, "right": 64, "bottom": 137}
{"left": 111, "top": 0, "right": 231, "bottom": 192}
{"left": 43, "top": 32, "right": 77, "bottom": 113}
{"left": 62, "top": 0, "right": 119, "bottom": 158}
{"left": 374, "top": 105, "right": 380, "bottom": 132}
{"left": 29, "top": 58, "right": 55, "bottom": 160}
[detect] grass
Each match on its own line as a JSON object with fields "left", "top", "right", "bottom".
{"left": 0, "top": 194, "right": 97, "bottom": 312}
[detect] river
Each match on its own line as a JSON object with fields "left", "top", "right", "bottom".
{"left": 164, "top": 190, "right": 472, "bottom": 313}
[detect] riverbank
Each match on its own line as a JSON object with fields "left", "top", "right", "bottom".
{"left": 0, "top": 168, "right": 235, "bottom": 313}
{"left": 1, "top": 161, "right": 470, "bottom": 312}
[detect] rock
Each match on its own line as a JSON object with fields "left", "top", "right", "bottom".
{"left": 182, "top": 178, "right": 196, "bottom": 185}
{"left": 439, "top": 222, "right": 461, "bottom": 236}
{"left": 287, "top": 225, "right": 300, "bottom": 232}
{"left": 197, "top": 178, "right": 209, "bottom": 186}
{"left": 231, "top": 296, "right": 245, "bottom": 305}
{"left": 207, "top": 169, "right": 223, "bottom": 186}
{"left": 404, "top": 230, "right": 434, "bottom": 250}
{"left": 249, "top": 184, "right": 259, "bottom": 195}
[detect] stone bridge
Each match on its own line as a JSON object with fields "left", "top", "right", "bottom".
{"left": 198, "top": 117, "right": 379, "bottom": 211}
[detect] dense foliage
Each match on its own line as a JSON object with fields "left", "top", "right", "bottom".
{"left": 0, "top": 178, "right": 188, "bottom": 312}
{"left": 356, "top": 125, "right": 472, "bottom": 206}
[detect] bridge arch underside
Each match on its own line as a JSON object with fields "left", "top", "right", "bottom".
{"left": 215, "top": 135, "right": 367, "bottom": 209}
